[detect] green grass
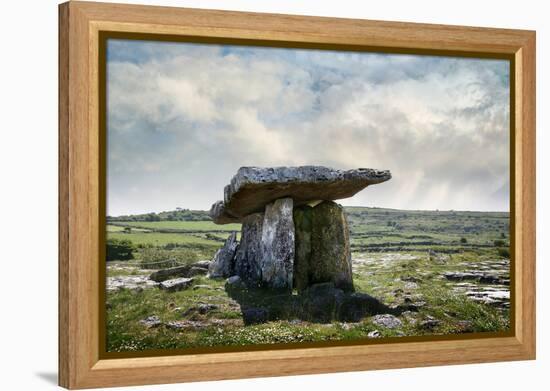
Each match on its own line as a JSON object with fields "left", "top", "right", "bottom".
{"left": 106, "top": 207, "right": 510, "bottom": 352}
{"left": 107, "top": 231, "right": 224, "bottom": 247}
{"left": 111, "top": 220, "right": 241, "bottom": 232}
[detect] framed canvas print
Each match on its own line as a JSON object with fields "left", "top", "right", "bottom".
{"left": 58, "top": 1, "right": 536, "bottom": 389}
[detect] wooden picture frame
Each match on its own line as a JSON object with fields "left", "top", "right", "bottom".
{"left": 59, "top": 1, "right": 536, "bottom": 389}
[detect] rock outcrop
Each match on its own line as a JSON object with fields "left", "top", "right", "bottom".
{"left": 233, "top": 213, "right": 263, "bottom": 287}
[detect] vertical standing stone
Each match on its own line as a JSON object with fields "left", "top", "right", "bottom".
{"left": 293, "top": 205, "right": 313, "bottom": 292}
{"left": 310, "top": 201, "right": 354, "bottom": 292}
{"left": 260, "top": 197, "right": 295, "bottom": 290}
{"left": 208, "top": 232, "right": 238, "bottom": 278}
{"left": 233, "top": 213, "right": 264, "bottom": 287}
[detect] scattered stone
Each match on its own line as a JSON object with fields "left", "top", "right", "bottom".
{"left": 372, "top": 314, "right": 403, "bottom": 329}
{"left": 404, "top": 281, "right": 419, "bottom": 290}
{"left": 452, "top": 281, "right": 510, "bottom": 309}
{"left": 367, "top": 330, "right": 381, "bottom": 338}
{"left": 465, "top": 289, "right": 510, "bottom": 306}
{"left": 444, "top": 271, "right": 508, "bottom": 285}
{"left": 401, "top": 311, "right": 419, "bottom": 325}
{"left": 180, "top": 304, "right": 219, "bottom": 317}
{"left": 107, "top": 276, "right": 158, "bottom": 291}
{"left": 340, "top": 323, "right": 353, "bottom": 331}
{"left": 260, "top": 198, "right": 295, "bottom": 290}
{"left": 209, "top": 166, "right": 391, "bottom": 224}
{"left": 188, "top": 266, "right": 209, "bottom": 277}
{"left": 399, "top": 296, "right": 426, "bottom": 311}
{"left": 149, "top": 265, "right": 189, "bottom": 283}
{"left": 140, "top": 315, "right": 161, "bottom": 328}
{"left": 456, "top": 320, "right": 474, "bottom": 333}
{"left": 233, "top": 213, "right": 264, "bottom": 287}
{"left": 159, "top": 277, "right": 194, "bottom": 292}
{"left": 198, "top": 304, "right": 219, "bottom": 314}
{"left": 429, "top": 250, "right": 450, "bottom": 264}
{"left": 193, "top": 284, "right": 215, "bottom": 290}
{"left": 420, "top": 315, "right": 441, "bottom": 330}
{"left": 208, "top": 232, "right": 239, "bottom": 278}
{"left": 191, "top": 260, "right": 211, "bottom": 269}
{"left": 242, "top": 307, "right": 270, "bottom": 325}
{"left": 149, "top": 264, "right": 207, "bottom": 282}
{"left": 310, "top": 201, "right": 354, "bottom": 291}
{"left": 165, "top": 320, "right": 207, "bottom": 330}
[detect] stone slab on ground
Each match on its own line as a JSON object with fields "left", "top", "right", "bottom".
{"left": 158, "top": 277, "right": 195, "bottom": 292}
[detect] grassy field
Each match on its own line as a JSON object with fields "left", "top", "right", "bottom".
{"left": 108, "top": 231, "right": 224, "bottom": 247}
{"left": 106, "top": 206, "right": 510, "bottom": 352}
{"left": 110, "top": 220, "right": 242, "bottom": 232}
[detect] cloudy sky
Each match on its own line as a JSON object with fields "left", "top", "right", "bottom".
{"left": 106, "top": 39, "right": 510, "bottom": 216}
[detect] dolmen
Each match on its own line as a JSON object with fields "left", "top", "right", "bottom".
{"left": 208, "top": 166, "right": 394, "bottom": 323}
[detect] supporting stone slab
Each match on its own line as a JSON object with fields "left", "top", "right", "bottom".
{"left": 233, "top": 213, "right": 264, "bottom": 287}
{"left": 260, "top": 197, "right": 295, "bottom": 290}
{"left": 310, "top": 201, "right": 354, "bottom": 292}
{"left": 208, "top": 232, "right": 238, "bottom": 278}
{"left": 293, "top": 205, "right": 313, "bottom": 292}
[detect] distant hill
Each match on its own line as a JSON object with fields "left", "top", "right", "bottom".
{"left": 108, "top": 205, "right": 509, "bottom": 223}
{"left": 107, "top": 208, "right": 211, "bottom": 222}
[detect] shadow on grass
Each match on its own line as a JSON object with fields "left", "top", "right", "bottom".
{"left": 226, "top": 279, "right": 402, "bottom": 325}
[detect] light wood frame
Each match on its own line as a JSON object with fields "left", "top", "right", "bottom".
{"left": 59, "top": 1, "right": 536, "bottom": 389}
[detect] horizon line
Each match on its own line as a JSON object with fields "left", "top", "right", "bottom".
{"left": 107, "top": 204, "right": 510, "bottom": 218}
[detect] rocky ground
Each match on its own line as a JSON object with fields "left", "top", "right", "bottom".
{"left": 106, "top": 207, "right": 510, "bottom": 352}
{"left": 106, "top": 251, "right": 509, "bottom": 352}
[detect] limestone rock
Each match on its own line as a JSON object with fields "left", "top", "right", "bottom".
{"left": 420, "top": 315, "right": 441, "bottom": 330}
{"left": 367, "top": 330, "right": 381, "bottom": 338}
{"left": 208, "top": 232, "right": 239, "bottom": 278}
{"left": 159, "top": 277, "right": 194, "bottom": 292}
{"left": 191, "top": 260, "right": 211, "bottom": 269}
{"left": 310, "top": 201, "right": 354, "bottom": 291}
{"left": 139, "top": 315, "right": 162, "bottom": 328}
{"left": 260, "top": 198, "right": 295, "bottom": 290}
{"left": 107, "top": 275, "right": 158, "bottom": 291}
{"left": 372, "top": 314, "right": 402, "bottom": 329}
{"left": 210, "top": 166, "right": 391, "bottom": 224}
{"left": 150, "top": 266, "right": 187, "bottom": 282}
{"left": 293, "top": 205, "right": 313, "bottom": 292}
{"left": 188, "top": 266, "right": 208, "bottom": 277}
{"left": 233, "top": 213, "right": 264, "bottom": 287}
